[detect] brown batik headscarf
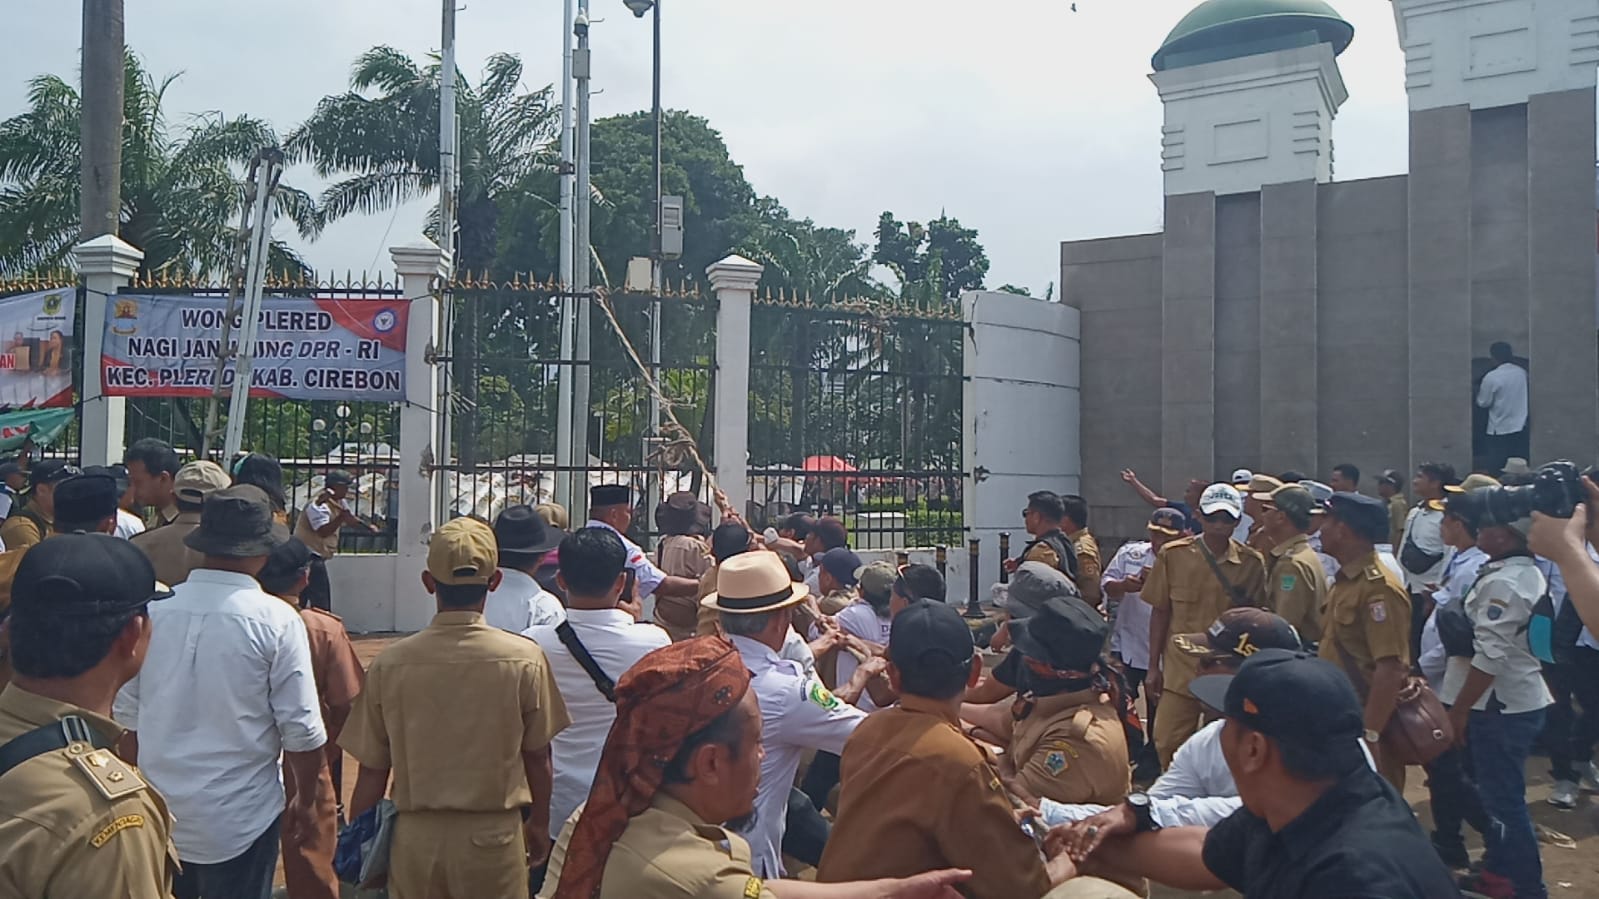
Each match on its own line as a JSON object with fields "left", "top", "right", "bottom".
{"left": 553, "top": 636, "right": 751, "bottom": 899}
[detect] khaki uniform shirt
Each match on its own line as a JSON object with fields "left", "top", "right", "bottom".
{"left": 340, "top": 610, "right": 571, "bottom": 812}
{"left": 1387, "top": 496, "right": 1409, "bottom": 550}
{"left": 817, "top": 702, "right": 1052, "bottom": 899}
{"left": 0, "top": 507, "right": 49, "bottom": 551}
{"left": 296, "top": 604, "right": 366, "bottom": 769}
{"left": 1266, "top": 534, "right": 1327, "bottom": 639}
{"left": 1071, "top": 529, "right": 1103, "bottom": 607}
{"left": 1319, "top": 550, "right": 1413, "bottom": 693}
{"left": 293, "top": 505, "right": 341, "bottom": 561}
{"left": 539, "top": 795, "right": 778, "bottom": 899}
{"left": 1142, "top": 537, "right": 1267, "bottom": 698}
{"left": 0, "top": 685, "right": 178, "bottom": 899}
{"left": 656, "top": 535, "right": 712, "bottom": 581}
{"left": 1006, "top": 690, "right": 1130, "bottom": 806}
{"left": 144, "top": 502, "right": 180, "bottom": 531}
{"left": 695, "top": 565, "right": 720, "bottom": 638}
{"left": 129, "top": 511, "right": 204, "bottom": 587}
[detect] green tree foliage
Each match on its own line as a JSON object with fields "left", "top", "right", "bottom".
{"left": 0, "top": 51, "right": 316, "bottom": 278}
{"left": 288, "top": 47, "right": 560, "bottom": 273}
{"left": 872, "top": 211, "right": 989, "bottom": 304}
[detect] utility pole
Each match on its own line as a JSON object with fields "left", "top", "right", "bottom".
{"left": 554, "top": 0, "right": 577, "bottom": 512}
{"left": 572, "top": 1, "right": 594, "bottom": 522}
{"left": 435, "top": 0, "right": 460, "bottom": 520}
{"left": 81, "top": 0, "right": 124, "bottom": 239}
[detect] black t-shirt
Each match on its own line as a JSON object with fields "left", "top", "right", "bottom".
{"left": 1201, "top": 767, "right": 1461, "bottom": 899}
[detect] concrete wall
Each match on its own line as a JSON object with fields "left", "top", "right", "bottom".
{"left": 326, "top": 554, "right": 402, "bottom": 634}
{"left": 962, "top": 290, "right": 1081, "bottom": 595}
{"left": 1061, "top": 234, "right": 1164, "bottom": 542}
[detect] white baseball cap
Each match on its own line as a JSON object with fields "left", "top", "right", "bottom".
{"left": 1230, "top": 468, "right": 1253, "bottom": 485}
{"left": 1199, "top": 483, "right": 1244, "bottom": 518}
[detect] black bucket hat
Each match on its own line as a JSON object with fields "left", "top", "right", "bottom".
{"left": 183, "top": 485, "right": 289, "bottom": 558}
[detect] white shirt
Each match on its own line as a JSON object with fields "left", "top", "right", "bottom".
{"left": 1102, "top": 541, "right": 1155, "bottom": 671}
{"left": 113, "top": 569, "right": 326, "bottom": 863}
{"left": 1038, "top": 719, "right": 1376, "bottom": 829}
{"left": 1399, "top": 506, "right": 1453, "bottom": 593}
{"left": 526, "top": 608, "right": 671, "bottom": 831}
{"left": 1232, "top": 511, "right": 1254, "bottom": 545}
{"left": 585, "top": 519, "right": 666, "bottom": 599}
{"left": 0, "top": 487, "right": 15, "bottom": 520}
{"left": 304, "top": 498, "right": 341, "bottom": 531}
{"left": 730, "top": 634, "right": 866, "bottom": 877}
{"left": 833, "top": 601, "right": 892, "bottom": 711}
{"left": 1476, "top": 362, "right": 1529, "bottom": 435}
{"left": 1420, "top": 546, "right": 1489, "bottom": 685}
{"left": 115, "top": 508, "right": 146, "bottom": 540}
{"left": 485, "top": 568, "right": 566, "bottom": 633}
{"left": 779, "top": 626, "right": 818, "bottom": 677}
{"left": 1442, "top": 556, "right": 1555, "bottom": 714}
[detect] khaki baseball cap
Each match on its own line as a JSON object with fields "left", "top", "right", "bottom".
{"left": 174, "top": 460, "right": 231, "bottom": 503}
{"left": 428, "top": 517, "right": 499, "bottom": 586}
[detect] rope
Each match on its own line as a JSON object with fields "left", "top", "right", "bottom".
{"left": 589, "top": 287, "right": 739, "bottom": 523}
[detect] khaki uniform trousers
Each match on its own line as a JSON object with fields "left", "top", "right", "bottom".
{"left": 390, "top": 808, "right": 526, "bottom": 899}
{"left": 1152, "top": 691, "right": 1204, "bottom": 769}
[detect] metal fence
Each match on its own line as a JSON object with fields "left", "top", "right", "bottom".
{"left": 442, "top": 278, "right": 719, "bottom": 546}
{"left": 744, "top": 295, "right": 966, "bottom": 549}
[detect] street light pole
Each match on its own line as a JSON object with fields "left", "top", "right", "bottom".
{"left": 627, "top": 0, "right": 665, "bottom": 541}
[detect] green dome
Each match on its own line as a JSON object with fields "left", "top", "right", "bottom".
{"left": 1152, "top": 0, "right": 1354, "bottom": 72}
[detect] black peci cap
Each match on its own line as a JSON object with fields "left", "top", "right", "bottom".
{"left": 591, "top": 484, "right": 631, "bottom": 508}
{"left": 1190, "top": 648, "right": 1366, "bottom": 773}
{"left": 258, "top": 537, "right": 316, "bottom": 588}
{"left": 889, "top": 600, "right": 975, "bottom": 681}
{"left": 53, "top": 474, "right": 121, "bottom": 529}
{"left": 12, "top": 533, "right": 172, "bottom": 617}
{"left": 1323, "top": 492, "right": 1390, "bottom": 543}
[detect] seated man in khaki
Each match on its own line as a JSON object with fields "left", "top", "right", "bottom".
{"left": 537, "top": 636, "right": 978, "bottom": 899}
{"left": 961, "top": 595, "right": 1132, "bottom": 808}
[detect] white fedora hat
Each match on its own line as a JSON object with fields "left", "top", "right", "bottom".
{"left": 701, "top": 551, "right": 808, "bottom": 615}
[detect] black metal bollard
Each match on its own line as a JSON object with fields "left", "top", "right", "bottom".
{"left": 998, "top": 532, "right": 1011, "bottom": 584}
{"left": 965, "top": 538, "right": 984, "bottom": 619}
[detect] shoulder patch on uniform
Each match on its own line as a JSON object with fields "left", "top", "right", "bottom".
{"left": 1045, "top": 751, "right": 1068, "bottom": 775}
{"left": 90, "top": 814, "right": 146, "bottom": 847}
{"left": 69, "top": 747, "right": 148, "bottom": 801}
{"left": 1369, "top": 601, "right": 1387, "bottom": 623}
{"left": 1280, "top": 573, "right": 1297, "bottom": 593}
{"left": 743, "top": 876, "right": 764, "bottom": 899}
{"left": 1487, "top": 598, "right": 1509, "bottom": 621}
{"left": 806, "top": 681, "right": 840, "bottom": 711}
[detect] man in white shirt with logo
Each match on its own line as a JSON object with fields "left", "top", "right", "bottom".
{"left": 486, "top": 503, "right": 566, "bottom": 633}
{"left": 525, "top": 527, "right": 670, "bottom": 839}
{"left": 706, "top": 551, "right": 867, "bottom": 878}
{"left": 1476, "top": 341, "right": 1529, "bottom": 474}
{"left": 115, "top": 486, "right": 326, "bottom": 899}
{"left": 585, "top": 484, "right": 699, "bottom": 621}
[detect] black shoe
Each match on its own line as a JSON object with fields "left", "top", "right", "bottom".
{"left": 1431, "top": 833, "right": 1471, "bottom": 870}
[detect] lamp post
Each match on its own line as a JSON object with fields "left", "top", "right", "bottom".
{"left": 625, "top": 0, "right": 665, "bottom": 542}
{"left": 312, "top": 404, "right": 374, "bottom": 460}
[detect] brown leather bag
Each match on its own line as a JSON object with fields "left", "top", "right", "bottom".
{"left": 1333, "top": 642, "right": 1454, "bottom": 766}
{"left": 1381, "top": 676, "right": 1455, "bottom": 766}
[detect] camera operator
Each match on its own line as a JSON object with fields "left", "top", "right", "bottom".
{"left": 1528, "top": 475, "right": 1599, "bottom": 644}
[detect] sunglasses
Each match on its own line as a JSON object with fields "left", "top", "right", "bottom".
{"left": 1201, "top": 511, "right": 1239, "bottom": 524}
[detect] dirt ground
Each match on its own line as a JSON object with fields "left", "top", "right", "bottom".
{"left": 277, "top": 634, "right": 1599, "bottom": 898}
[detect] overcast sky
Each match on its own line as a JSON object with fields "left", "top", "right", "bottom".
{"left": 6, "top": 1, "right": 1409, "bottom": 294}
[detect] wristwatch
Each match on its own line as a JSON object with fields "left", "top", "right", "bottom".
{"left": 1363, "top": 728, "right": 1382, "bottom": 745}
{"left": 1127, "top": 792, "right": 1159, "bottom": 833}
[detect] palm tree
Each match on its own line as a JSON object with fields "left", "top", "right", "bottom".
{"left": 287, "top": 47, "right": 560, "bottom": 273}
{"left": 0, "top": 51, "right": 316, "bottom": 278}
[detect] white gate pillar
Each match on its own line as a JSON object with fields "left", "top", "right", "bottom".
{"left": 390, "top": 240, "right": 449, "bottom": 632}
{"left": 707, "top": 254, "right": 762, "bottom": 521}
{"left": 74, "top": 235, "right": 142, "bottom": 467}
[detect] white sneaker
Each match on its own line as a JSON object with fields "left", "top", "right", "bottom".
{"left": 1582, "top": 761, "right": 1599, "bottom": 793}
{"left": 1549, "top": 780, "right": 1579, "bottom": 809}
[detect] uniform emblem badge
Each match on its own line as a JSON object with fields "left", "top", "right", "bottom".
{"left": 1280, "top": 574, "right": 1296, "bottom": 592}
{"left": 1046, "top": 751, "right": 1067, "bottom": 775}
{"left": 1370, "top": 602, "right": 1387, "bottom": 623}
{"left": 1487, "top": 600, "right": 1507, "bottom": 621}
{"left": 807, "top": 682, "right": 840, "bottom": 711}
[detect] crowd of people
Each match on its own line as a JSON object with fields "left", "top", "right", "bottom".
{"left": 2, "top": 432, "right": 1599, "bottom": 899}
